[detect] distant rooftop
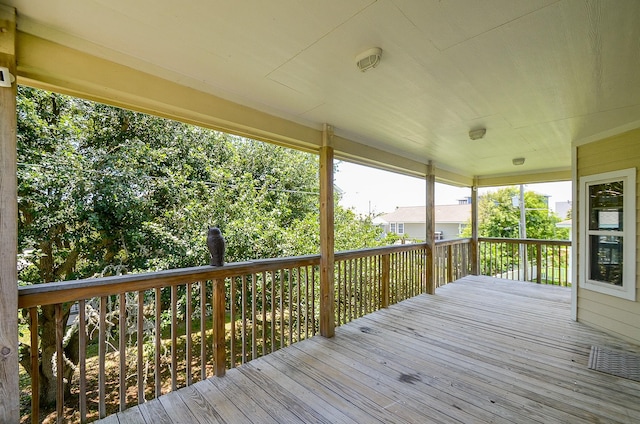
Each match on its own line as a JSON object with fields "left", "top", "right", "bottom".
{"left": 379, "top": 204, "right": 471, "bottom": 224}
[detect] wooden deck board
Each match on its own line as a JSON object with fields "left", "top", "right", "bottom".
{"left": 101, "top": 276, "right": 640, "bottom": 423}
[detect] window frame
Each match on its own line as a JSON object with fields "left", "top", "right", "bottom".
{"left": 579, "top": 168, "right": 636, "bottom": 301}
{"left": 397, "top": 222, "right": 404, "bottom": 235}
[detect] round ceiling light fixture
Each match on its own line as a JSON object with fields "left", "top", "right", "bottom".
{"left": 468, "top": 128, "right": 486, "bottom": 141}
{"left": 356, "top": 47, "right": 382, "bottom": 72}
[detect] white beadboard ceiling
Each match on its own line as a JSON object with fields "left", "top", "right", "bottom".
{"left": 6, "top": 0, "right": 640, "bottom": 180}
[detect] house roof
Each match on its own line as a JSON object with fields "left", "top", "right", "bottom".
{"left": 5, "top": 1, "right": 640, "bottom": 185}
{"left": 380, "top": 204, "right": 471, "bottom": 225}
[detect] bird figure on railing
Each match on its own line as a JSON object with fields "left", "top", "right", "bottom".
{"left": 207, "top": 227, "right": 225, "bottom": 266}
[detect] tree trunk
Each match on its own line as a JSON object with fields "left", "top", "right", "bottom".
{"left": 36, "top": 305, "right": 77, "bottom": 407}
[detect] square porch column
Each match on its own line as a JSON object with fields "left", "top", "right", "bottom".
{"left": 319, "top": 124, "right": 335, "bottom": 337}
{"left": 425, "top": 162, "right": 435, "bottom": 294}
{"left": 0, "top": 5, "right": 19, "bottom": 422}
{"left": 471, "top": 178, "right": 480, "bottom": 275}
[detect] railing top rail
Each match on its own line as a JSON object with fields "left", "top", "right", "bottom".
{"left": 18, "top": 242, "right": 434, "bottom": 309}
{"left": 435, "top": 238, "right": 472, "bottom": 247}
{"left": 478, "top": 237, "right": 571, "bottom": 246}
{"left": 335, "top": 242, "right": 427, "bottom": 261}
{"left": 18, "top": 254, "right": 321, "bottom": 308}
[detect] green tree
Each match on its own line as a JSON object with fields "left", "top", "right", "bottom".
{"left": 16, "top": 86, "right": 386, "bottom": 405}
{"left": 461, "top": 187, "right": 569, "bottom": 240}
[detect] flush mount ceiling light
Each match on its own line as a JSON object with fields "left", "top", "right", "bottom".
{"left": 468, "top": 128, "right": 486, "bottom": 141}
{"left": 355, "top": 47, "right": 382, "bottom": 72}
{"left": 512, "top": 157, "right": 525, "bottom": 166}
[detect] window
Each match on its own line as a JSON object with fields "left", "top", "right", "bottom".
{"left": 580, "top": 168, "right": 636, "bottom": 301}
{"left": 389, "top": 222, "right": 404, "bottom": 234}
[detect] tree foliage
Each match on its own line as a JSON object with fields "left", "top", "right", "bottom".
{"left": 16, "top": 86, "right": 384, "bottom": 405}
{"left": 461, "top": 187, "right": 569, "bottom": 240}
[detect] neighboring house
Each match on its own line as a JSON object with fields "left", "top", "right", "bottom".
{"left": 378, "top": 203, "right": 471, "bottom": 241}
{"left": 555, "top": 200, "right": 572, "bottom": 220}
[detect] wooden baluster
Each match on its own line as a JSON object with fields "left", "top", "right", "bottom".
{"left": 252, "top": 274, "right": 257, "bottom": 361}
{"left": 336, "top": 261, "right": 342, "bottom": 326}
{"left": 406, "top": 251, "right": 411, "bottom": 296}
{"left": 537, "top": 243, "right": 543, "bottom": 284}
{"left": 137, "top": 291, "right": 145, "bottom": 402}
{"left": 55, "top": 304, "right": 64, "bottom": 424}
{"left": 262, "top": 271, "right": 267, "bottom": 356}
{"left": 347, "top": 259, "right": 352, "bottom": 322}
{"left": 270, "top": 271, "right": 278, "bottom": 356}
{"left": 29, "top": 307, "right": 39, "bottom": 424}
{"left": 447, "top": 245, "right": 453, "bottom": 285}
{"left": 241, "top": 275, "right": 247, "bottom": 364}
{"left": 154, "top": 288, "right": 161, "bottom": 398}
{"left": 399, "top": 252, "right": 404, "bottom": 298}
{"left": 552, "top": 245, "right": 555, "bottom": 284}
{"left": 280, "top": 269, "right": 285, "bottom": 350}
{"left": 415, "top": 250, "right": 419, "bottom": 294}
{"left": 372, "top": 255, "right": 377, "bottom": 310}
{"left": 406, "top": 250, "right": 410, "bottom": 296}
{"left": 271, "top": 270, "right": 276, "bottom": 353}
{"left": 382, "top": 254, "right": 390, "bottom": 308}
{"left": 212, "top": 278, "right": 226, "bottom": 377}
{"left": 563, "top": 246, "right": 568, "bottom": 286}
{"left": 304, "top": 267, "right": 313, "bottom": 339}
{"left": 229, "top": 277, "right": 236, "bottom": 368}
{"left": 229, "top": 278, "right": 235, "bottom": 368}
{"left": 288, "top": 269, "right": 293, "bottom": 345}
{"left": 200, "top": 282, "right": 206, "bottom": 380}
{"left": 463, "top": 243, "right": 469, "bottom": 277}
{"left": 362, "top": 257, "right": 367, "bottom": 314}
{"left": 372, "top": 255, "right": 377, "bottom": 311}
{"left": 119, "top": 292, "right": 127, "bottom": 411}
{"left": 311, "top": 266, "right": 317, "bottom": 335}
{"left": 296, "top": 268, "right": 301, "bottom": 343}
{"left": 365, "top": 256, "right": 370, "bottom": 312}
{"left": 186, "top": 283, "right": 193, "bottom": 379}
{"left": 170, "top": 285, "right": 177, "bottom": 392}
{"left": 78, "top": 300, "right": 87, "bottom": 422}
{"left": 375, "top": 255, "right": 381, "bottom": 308}
{"left": 99, "top": 296, "right": 107, "bottom": 417}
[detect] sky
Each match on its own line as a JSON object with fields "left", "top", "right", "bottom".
{"left": 334, "top": 161, "right": 572, "bottom": 216}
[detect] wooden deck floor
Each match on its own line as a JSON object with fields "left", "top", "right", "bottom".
{"left": 100, "top": 276, "right": 640, "bottom": 423}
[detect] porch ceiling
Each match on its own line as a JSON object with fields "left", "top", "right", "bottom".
{"left": 5, "top": 0, "right": 640, "bottom": 184}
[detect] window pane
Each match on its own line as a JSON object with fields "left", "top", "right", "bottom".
{"left": 589, "top": 235, "right": 623, "bottom": 285}
{"left": 589, "top": 181, "right": 623, "bottom": 231}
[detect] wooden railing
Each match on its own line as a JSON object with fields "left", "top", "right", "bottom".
{"left": 335, "top": 244, "right": 428, "bottom": 325}
{"left": 433, "top": 238, "right": 473, "bottom": 288}
{"left": 478, "top": 237, "right": 572, "bottom": 286}
{"left": 18, "top": 243, "right": 430, "bottom": 423}
{"left": 19, "top": 257, "right": 319, "bottom": 423}
{"left": 20, "top": 236, "right": 566, "bottom": 422}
